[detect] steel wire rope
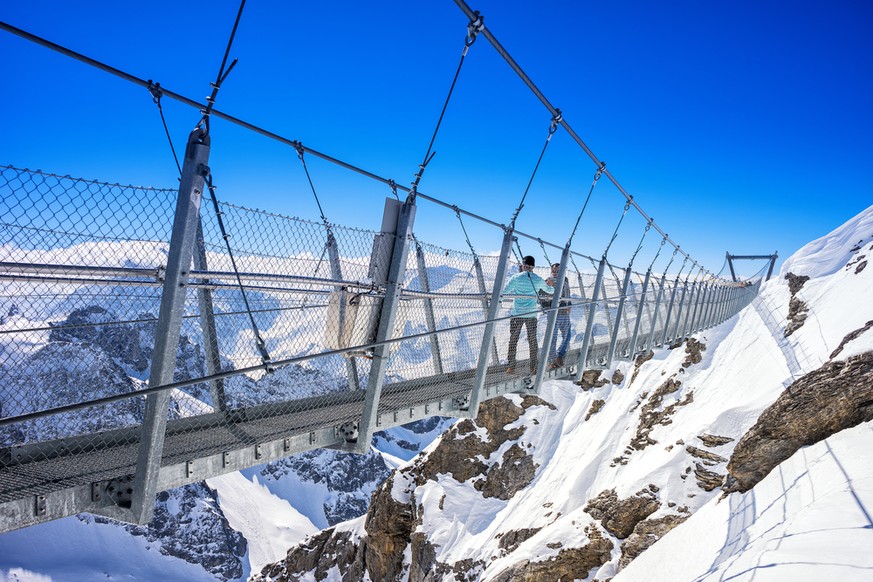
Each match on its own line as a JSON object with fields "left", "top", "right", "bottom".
{"left": 450, "top": 1, "right": 723, "bottom": 280}
{"left": 648, "top": 236, "right": 668, "bottom": 272}
{"left": 509, "top": 111, "right": 562, "bottom": 228}
{"left": 604, "top": 199, "right": 632, "bottom": 260}
{"left": 204, "top": 173, "right": 273, "bottom": 369}
{"left": 567, "top": 164, "right": 606, "bottom": 246}
{"left": 146, "top": 81, "right": 183, "bottom": 177}
{"left": 408, "top": 12, "right": 484, "bottom": 200}
{"left": 0, "top": 25, "right": 583, "bottom": 270}
{"left": 194, "top": 0, "right": 275, "bottom": 371}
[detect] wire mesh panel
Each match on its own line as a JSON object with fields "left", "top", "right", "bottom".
{"left": 0, "top": 167, "right": 182, "bottom": 501}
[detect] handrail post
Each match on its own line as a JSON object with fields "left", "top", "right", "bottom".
{"left": 468, "top": 228, "right": 514, "bottom": 416}
{"left": 605, "top": 266, "right": 633, "bottom": 366}
{"left": 644, "top": 273, "right": 668, "bottom": 352}
{"left": 415, "top": 241, "right": 444, "bottom": 375}
{"left": 574, "top": 256, "right": 606, "bottom": 381}
{"left": 628, "top": 269, "right": 652, "bottom": 357}
{"left": 131, "top": 127, "right": 210, "bottom": 524}
{"left": 355, "top": 196, "right": 416, "bottom": 452}
{"left": 669, "top": 280, "right": 689, "bottom": 343}
{"left": 659, "top": 276, "right": 682, "bottom": 347}
{"left": 533, "top": 244, "right": 570, "bottom": 391}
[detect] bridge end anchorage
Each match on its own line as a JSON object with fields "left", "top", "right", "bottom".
{"left": 726, "top": 252, "right": 778, "bottom": 282}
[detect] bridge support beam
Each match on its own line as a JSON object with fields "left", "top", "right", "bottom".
{"left": 355, "top": 196, "right": 416, "bottom": 453}
{"left": 644, "top": 273, "right": 668, "bottom": 352}
{"left": 129, "top": 127, "right": 211, "bottom": 524}
{"left": 575, "top": 256, "right": 607, "bottom": 380}
{"left": 468, "top": 228, "right": 514, "bottom": 417}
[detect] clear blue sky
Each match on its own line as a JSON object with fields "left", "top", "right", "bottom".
{"left": 2, "top": 1, "right": 870, "bottom": 278}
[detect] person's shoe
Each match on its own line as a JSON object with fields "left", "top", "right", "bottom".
{"left": 548, "top": 361, "right": 560, "bottom": 370}
{"left": 554, "top": 357, "right": 564, "bottom": 367}
{"left": 505, "top": 366, "right": 515, "bottom": 375}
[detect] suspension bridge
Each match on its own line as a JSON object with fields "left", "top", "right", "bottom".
{"left": 0, "top": 1, "right": 762, "bottom": 533}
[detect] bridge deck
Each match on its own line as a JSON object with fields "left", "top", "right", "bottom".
{"left": 0, "top": 356, "right": 578, "bottom": 522}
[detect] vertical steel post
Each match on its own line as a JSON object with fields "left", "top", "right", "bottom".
{"left": 644, "top": 273, "right": 668, "bottom": 352}
{"left": 574, "top": 256, "right": 606, "bottom": 381}
{"left": 669, "top": 279, "right": 689, "bottom": 342}
{"left": 131, "top": 127, "right": 210, "bottom": 524}
{"left": 415, "top": 241, "right": 444, "bottom": 375}
{"left": 658, "top": 276, "right": 682, "bottom": 347}
{"left": 326, "top": 229, "right": 360, "bottom": 391}
{"left": 468, "top": 228, "right": 514, "bottom": 416}
{"left": 533, "top": 244, "right": 570, "bottom": 391}
{"left": 192, "top": 220, "right": 227, "bottom": 411}
{"left": 688, "top": 281, "right": 707, "bottom": 336}
{"left": 765, "top": 254, "right": 777, "bottom": 281}
{"left": 605, "top": 266, "right": 633, "bottom": 366}
{"left": 628, "top": 269, "right": 651, "bottom": 357}
{"left": 473, "top": 256, "right": 501, "bottom": 365}
{"left": 355, "top": 197, "right": 416, "bottom": 452}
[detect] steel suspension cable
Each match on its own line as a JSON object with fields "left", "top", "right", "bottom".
{"left": 509, "top": 111, "right": 562, "bottom": 228}
{"left": 199, "top": 0, "right": 246, "bottom": 133}
{"left": 409, "top": 13, "right": 484, "bottom": 199}
{"left": 451, "top": 0, "right": 713, "bottom": 274}
{"left": 604, "top": 200, "right": 632, "bottom": 258}
{"left": 627, "top": 221, "right": 652, "bottom": 268}
{"left": 648, "top": 236, "right": 668, "bottom": 272}
{"left": 146, "top": 81, "right": 182, "bottom": 177}
{"left": 567, "top": 163, "right": 606, "bottom": 246}
{"left": 204, "top": 172, "right": 273, "bottom": 369}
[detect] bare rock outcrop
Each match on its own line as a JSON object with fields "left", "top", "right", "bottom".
{"left": 490, "top": 524, "right": 613, "bottom": 582}
{"left": 585, "top": 399, "right": 605, "bottom": 421}
{"left": 618, "top": 514, "right": 689, "bottom": 570}
{"left": 682, "top": 338, "right": 706, "bottom": 369}
{"left": 584, "top": 488, "right": 660, "bottom": 539}
{"left": 784, "top": 272, "right": 810, "bottom": 337}
{"left": 254, "top": 395, "right": 554, "bottom": 581}
{"left": 829, "top": 320, "right": 873, "bottom": 360}
{"left": 577, "top": 369, "right": 609, "bottom": 390}
{"left": 628, "top": 377, "right": 693, "bottom": 452}
{"left": 629, "top": 350, "right": 654, "bottom": 385}
{"left": 724, "top": 351, "right": 873, "bottom": 493}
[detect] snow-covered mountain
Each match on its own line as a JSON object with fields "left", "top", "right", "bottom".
{"left": 2, "top": 205, "right": 871, "bottom": 581}
{"left": 252, "top": 205, "right": 873, "bottom": 581}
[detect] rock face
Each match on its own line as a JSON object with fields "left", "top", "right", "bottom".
{"left": 577, "top": 369, "right": 609, "bottom": 390}
{"left": 489, "top": 524, "right": 613, "bottom": 582}
{"left": 783, "top": 272, "right": 810, "bottom": 337}
{"left": 618, "top": 514, "right": 688, "bottom": 570}
{"left": 724, "top": 351, "right": 873, "bottom": 493}
{"left": 584, "top": 488, "right": 661, "bottom": 539}
{"left": 252, "top": 396, "right": 551, "bottom": 582}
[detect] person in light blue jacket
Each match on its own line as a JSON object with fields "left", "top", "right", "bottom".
{"left": 502, "top": 255, "right": 553, "bottom": 375}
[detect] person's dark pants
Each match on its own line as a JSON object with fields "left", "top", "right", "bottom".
{"left": 508, "top": 316, "right": 538, "bottom": 371}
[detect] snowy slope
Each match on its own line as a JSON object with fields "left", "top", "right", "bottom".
{"left": 251, "top": 205, "right": 873, "bottom": 581}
